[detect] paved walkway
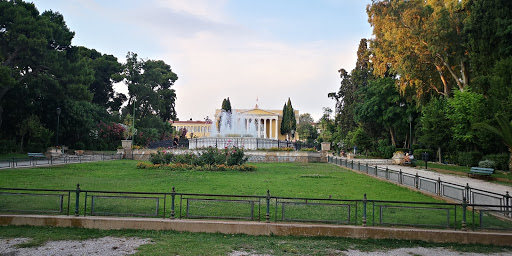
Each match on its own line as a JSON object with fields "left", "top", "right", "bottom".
{"left": 339, "top": 157, "right": 512, "bottom": 196}
{"left": 0, "top": 154, "right": 122, "bottom": 169}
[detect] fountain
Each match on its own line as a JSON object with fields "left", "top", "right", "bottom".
{"left": 189, "top": 110, "right": 279, "bottom": 150}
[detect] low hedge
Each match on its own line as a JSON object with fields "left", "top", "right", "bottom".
{"left": 137, "top": 162, "right": 256, "bottom": 172}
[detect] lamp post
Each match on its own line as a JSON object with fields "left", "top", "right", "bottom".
{"left": 56, "top": 107, "right": 61, "bottom": 147}
{"left": 408, "top": 115, "right": 413, "bottom": 153}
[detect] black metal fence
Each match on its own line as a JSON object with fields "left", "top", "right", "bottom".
{"left": 149, "top": 138, "right": 320, "bottom": 151}
{"left": 328, "top": 156, "right": 512, "bottom": 211}
{"left": 1, "top": 185, "right": 511, "bottom": 231}
{"left": 0, "top": 153, "right": 123, "bottom": 169}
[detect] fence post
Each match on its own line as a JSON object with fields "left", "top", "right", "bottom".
{"left": 366, "top": 163, "right": 368, "bottom": 174}
{"left": 351, "top": 160, "right": 354, "bottom": 169}
{"left": 385, "top": 167, "right": 389, "bottom": 179}
{"left": 362, "top": 193, "right": 367, "bottom": 227}
{"left": 266, "top": 190, "right": 271, "bottom": 223}
{"left": 415, "top": 173, "right": 419, "bottom": 189}
{"left": 74, "top": 183, "right": 80, "bottom": 217}
{"left": 399, "top": 169, "right": 402, "bottom": 184}
{"left": 358, "top": 162, "right": 360, "bottom": 171}
{"left": 171, "top": 186, "right": 176, "bottom": 219}
{"left": 462, "top": 196, "right": 467, "bottom": 231}
{"left": 437, "top": 177, "right": 442, "bottom": 195}
{"left": 465, "top": 183, "right": 470, "bottom": 203}
{"left": 506, "top": 191, "right": 511, "bottom": 218}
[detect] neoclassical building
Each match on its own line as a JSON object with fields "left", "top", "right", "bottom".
{"left": 213, "top": 105, "right": 299, "bottom": 140}
{"left": 171, "top": 105, "right": 299, "bottom": 140}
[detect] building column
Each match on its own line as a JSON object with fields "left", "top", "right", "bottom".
{"left": 274, "top": 118, "right": 278, "bottom": 140}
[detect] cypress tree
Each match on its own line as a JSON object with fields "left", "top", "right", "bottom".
{"left": 281, "top": 102, "right": 289, "bottom": 135}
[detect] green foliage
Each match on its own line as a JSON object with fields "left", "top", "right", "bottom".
{"left": 483, "top": 153, "right": 509, "bottom": 171}
{"left": 149, "top": 151, "right": 175, "bottom": 165}
{"left": 0, "top": 140, "right": 16, "bottom": 154}
{"left": 446, "top": 90, "right": 486, "bottom": 150}
{"left": 225, "top": 146, "right": 248, "bottom": 166}
{"left": 347, "top": 125, "right": 373, "bottom": 153}
{"left": 280, "top": 98, "right": 297, "bottom": 137}
{"left": 418, "top": 97, "right": 452, "bottom": 151}
{"left": 221, "top": 97, "right": 232, "bottom": 113}
{"left": 456, "top": 151, "right": 483, "bottom": 167}
{"left": 413, "top": 149, "right": 434, "bottom": 161}
{"left": 297, "top": 113, "right": 318, "bottom": 143}
{"left": 377, "top": 139, "right": 395, "bottom": 159}
{"left": 199, "top": 147, "right": 226, "bottom": 165}
{"left": 478, "top": 160, "right": 496, "bottom": 169}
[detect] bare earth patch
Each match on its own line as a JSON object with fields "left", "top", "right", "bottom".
{"left": 0, "top": 237, "right": 152, "bottom": 256}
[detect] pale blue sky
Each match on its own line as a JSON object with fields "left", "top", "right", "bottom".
{"left": 31, "top": 0, "right": 373, "bottom": 121}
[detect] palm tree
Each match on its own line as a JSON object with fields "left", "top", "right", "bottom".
{"left": 473, "top": 114, "right": 512, "bottom": 171}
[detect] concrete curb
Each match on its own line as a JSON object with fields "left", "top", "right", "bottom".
{"left": 1, "top": 215, "right": 511, "bottom": 245}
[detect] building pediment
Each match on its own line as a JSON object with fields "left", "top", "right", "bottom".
{"left": 239, "top": 108, "right": 280, "bottom": 116}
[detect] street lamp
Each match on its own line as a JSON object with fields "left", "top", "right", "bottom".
{"left": 56, "top": 107, "right": 61, "bottom": 147}
{"left": 408, "top": 115, "right": 413, "bottom": 153}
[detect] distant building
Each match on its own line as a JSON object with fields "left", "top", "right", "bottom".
{"left": 213, "top": 105, "right": 299, "bottom": 140}
{"left": 171, "top": 105, "right": 299, "bottom": 140}
{"left": 171, "top": 120, "right": 212, "bottom": 138}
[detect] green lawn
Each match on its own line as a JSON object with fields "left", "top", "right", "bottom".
{"left": 0, "top": 160, "right": 436, "bottom": 202}
{"left": 0, "top": 160, "right": 510, "bottom": 235}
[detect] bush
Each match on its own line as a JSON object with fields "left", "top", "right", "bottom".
{"left": 174, "top": 152, "right": 200, "bottom": 165}
{"left": 456, "top": 151, "right": 483, "bottom": 167}
{"left": 199, "top": 147, "right": 225, "bottom": 165}
{"left": 149, "top": 151, "right": 175, "bottom": 165}
{"left": 413, "top": 149, "right": 434, "bottom": 161}
{"left": 377, "top": 140, "right": 396, "bottom": 159}
{"left": 483, "top": 153, "right": 509, "bottom": 171}
{"left": 0, "top": 140, "right": 16, "bottom": 153}
{"left": 73, "top": 142, "right": 86, "bottom": 150}
{"left": 478, "top": 160, "right": 495, "bottom": 169}
{"left": 225, "top": 146, "right": 248, "bottom": 166}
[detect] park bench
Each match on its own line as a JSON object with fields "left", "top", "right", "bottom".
{"left": 27, "top": 153, "right": 46, "bottom": 159}
{"left": 468, "top": 167, "right": 494, "bottom": 177}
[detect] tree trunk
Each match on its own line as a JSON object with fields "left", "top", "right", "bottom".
{"left": 389, "top": 127, "right": 396, "bottom": 147}
{"left": 435, "top": 65, "right": 449, "bottom": 95}
{"left": 437, "top": 147, "right": 442, "bottom": 163}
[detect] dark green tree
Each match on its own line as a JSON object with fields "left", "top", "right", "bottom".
{"left": 77, "top": 47, "right": 124, "bottom": 112}
{"left": 122, "top": 52, "right": 178, "bottom": 122}
{"left": 0, "top": 0, "right": 74, "bottom": 129}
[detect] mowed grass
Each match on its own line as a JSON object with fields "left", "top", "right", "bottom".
{"left": 0, "top": 160, "right": 437, "bottom": 202}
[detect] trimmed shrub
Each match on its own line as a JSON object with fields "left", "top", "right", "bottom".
{"left": 456, "top": 151, "right": 483, "bottom": 167}
{"left": 478, "top": 160, "right": 495, "bottom": 169}
{"left": 483, "top": 153, "right": 509, "bottom": 171}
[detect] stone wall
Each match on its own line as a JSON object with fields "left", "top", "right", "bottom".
{"left": 246, "top": 151, "right": 322, "bottom": 163}
{"left": 127, "top": 149, "right": 324, "bottom": 163}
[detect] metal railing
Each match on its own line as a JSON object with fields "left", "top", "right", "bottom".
{"left": 0, "top": 153, "right": 123, "bottom": 169}
{"left": 149, "top": 138, "right": 319, "bottom": 151}
{"left": 328, "top": 156, "right": 512, "bottom": 210}
{"left": 1, "top": 185, "right": 511, "bottom": 231}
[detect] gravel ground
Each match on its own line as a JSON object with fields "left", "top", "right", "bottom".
{"left": 2, "top": 238, "right": 511, "bottom": 255}
{"left": 0, "top": 237, "right": 152, "bottom": 256}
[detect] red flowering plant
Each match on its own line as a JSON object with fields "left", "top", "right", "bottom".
{"left": 97, "top": 121, "right": 125, "bottom": 149}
